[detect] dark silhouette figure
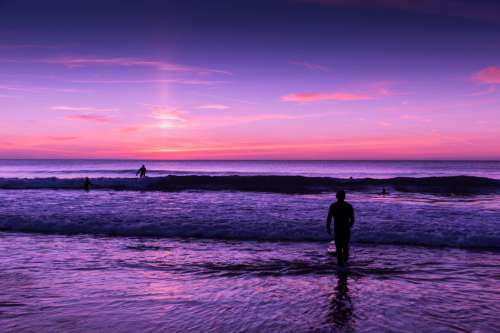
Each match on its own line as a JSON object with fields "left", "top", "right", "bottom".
{"left": 84, "top": 177, "right": 91, "bottom": 191}
{"left": 381, "top": 187, "right": 388, "bottom": 195}
{"left": 326, "top": 190, "right": 355, "bottom": 266}
{"left": 136, "top": 164, "right": 147, "bottom": 178}
{"left": 326, "top": 271, "right": 353, "bottom": 330}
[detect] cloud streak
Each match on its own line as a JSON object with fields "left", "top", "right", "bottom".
{"left": 65, "top": 114, "right": 111, "bottom": 123}
{"left": 1, "top": 57, "right": 231, "bottom": 76}
{"left": 69, "top": 78, "right": 228, "bottom": 86}
{"left": 0, "top": 44, "right": 63, "bottom": 49}
{"left": 473, "top": 66, "right": 500, "bottom": 84}
{"left": 149, "top": 105, "right": 189, "bottom": 129}
{"left": 281, "top": 91, "right": 371, "bottom": 102}
{"left": 51, "top": 105, "right": 117, "bottom": 112}
{"left": 290, "top": 60, "right": 330, "bottom": 72}
{"left": 197, "top": 104, "right": 230, "bottom": 110}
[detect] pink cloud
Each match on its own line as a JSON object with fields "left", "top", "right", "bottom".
{"left": 69, "top": 79, "right": 227, "bottom": 85}
{"left": 0, "top": 83, "right": 88, "bottom": 93}
{"left": 473, "top": 66, "right": 500, "bottom": 84}
{"left": 148, "top": 105, "right": 189, "bottom": 128}
{"left": 119, "top": 126, "right": 142, "bottom": 133}
{"left": 197, "top": 104, "right": 230, "bottom": 110}
{"left": 47, "top": 136, "right": 79, "bottom": 141}
{"left": 65, "top": 114, "right": 111, "bottom": 123}
{"left": 290, "top": 60, "right": 330, "bottom": 72}
{"left": 281, "top": 91, "right": 371, "bottom": 102}
{"left": 51, "top": 105, "right": 116, "bottom": 112}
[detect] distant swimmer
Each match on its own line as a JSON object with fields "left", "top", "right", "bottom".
{"left": 84, "top": 177, "right": 91, "bottom": 191}
{"left": 381, "top": 187, "right": 388, "bottom": 195}
{"left": 326, "top": 190, "right": 355, "bottom": 266}
{"left": 136, "top": 164, "right": 147, "bottom": 178}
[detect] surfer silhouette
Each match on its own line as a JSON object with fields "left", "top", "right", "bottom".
{"left": 326, "top": 190, "right": 355, "bottom": 266}
{"left": 137, "top": 165, "right": 147, "bottom": 178}
{"left": 84, "top": 177, "right": 91, "bottom": 191}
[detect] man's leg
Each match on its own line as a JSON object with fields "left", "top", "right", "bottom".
{"left": 343, "top": 232, "right": 351, "bottom": 264}
{"left": 335, "top": 237, "right": 342, "bottom": 265}
{"left": 343, "top": 243, "right": 349, "bottom": 264}
{"left": 335, "top": 237, "right": 345, "bottom": 265}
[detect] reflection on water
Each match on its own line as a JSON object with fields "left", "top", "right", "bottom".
{"left": 327, "top": 271, "right": 354, "bottom": 331}
{"left": 0, "top": 233, "right": 499, "bottom": 332}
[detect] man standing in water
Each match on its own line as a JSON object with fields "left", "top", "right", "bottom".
{"left": 326, "top": 190, "right": 355, "bottom": 266}
{"left": 136, "top": 164, "right": 147, "bottom": 178}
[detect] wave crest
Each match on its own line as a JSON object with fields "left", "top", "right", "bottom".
{"left": 0, "top": 175, "right": 499, "bottom": 194}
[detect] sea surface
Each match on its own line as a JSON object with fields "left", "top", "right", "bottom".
{"left": 0, "top": 160, "right": 499, "bottom": 332}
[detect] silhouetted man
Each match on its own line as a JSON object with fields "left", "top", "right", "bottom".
{"left": 84, "top": 177, "right": 91, "bottom": 191}
{"left": 326, "top": 190, "right": 355, "bottom": 266}
{"left": 137, "top": 164, "right": 147, "bottom": 178}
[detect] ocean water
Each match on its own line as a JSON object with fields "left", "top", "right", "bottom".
{"left": 0, "top": 160, "right": 499, "bottom": 332}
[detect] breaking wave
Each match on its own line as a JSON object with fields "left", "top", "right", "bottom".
{"left": 0, "top": 175, "right": 499, "bottom": 194}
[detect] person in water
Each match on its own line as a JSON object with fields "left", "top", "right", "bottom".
{"left": 326, "top": 190, "right": 355, "bottom": 266}
{"left": 137, "top": 164, "right": 147, "bottom": 178}
{"left": 84, "top": 177, "right": 91, "bottom": 191}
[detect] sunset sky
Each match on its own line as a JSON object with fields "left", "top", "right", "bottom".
{"left": 1, "top": 0, "right": 500, "bottom": 159}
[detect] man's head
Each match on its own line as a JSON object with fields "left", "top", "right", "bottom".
{"left": 336, "top": 190, "right": 346, "bottom": 202}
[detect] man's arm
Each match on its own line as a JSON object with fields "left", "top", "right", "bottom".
{"left": 326, "top": 205, "right": 334, "bottom": 235}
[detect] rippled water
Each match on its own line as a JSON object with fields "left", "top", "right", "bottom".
{"left": 1, "top": 160, "right": 499, "bottom": 332}
{"left": 0, "top": 233, "right": 499, "bottom": 332}
{"left": 1, "top": 190, "right": 499, "bottom": 249}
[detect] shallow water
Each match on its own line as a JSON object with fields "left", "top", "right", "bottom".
{"left": 1, "top": 160, "right": 499, "bottom": 332}
{"left": 1, "top": 190, "right": 499, "bottom": 249}
{"left": 0, "top": 233, "right": 499, "bottom": 333}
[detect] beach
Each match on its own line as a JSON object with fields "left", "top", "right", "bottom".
{"left": 0, "top": 160, "right": 499, "bottom": 332}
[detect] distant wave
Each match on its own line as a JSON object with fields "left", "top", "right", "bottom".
{"left": 1, "top": 175, "right": 499, "bottom": 194}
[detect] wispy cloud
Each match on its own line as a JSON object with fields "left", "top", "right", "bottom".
{"left": 466, "top": 85, "right": 497, "bottom": 97}
{"left": 0, "top": 44, "right": 62, "bottom": 49}
{"left": 0, "top": 56, "right": 231, "bottom": 75}
{"left": 119, "top": 126, "right": 143, "bottom": 134}
{"left": 281, "top": 91, "right": 371, "bottom": 102}
{"left": 69, "top": 78, "right": 228, "bottom": 86}
{"left": 51, "top": 105, "right": 117, "bottom": 112}
{"left": 400, "top": 114, "right": 432, "bottom": 123}
{"left": 0, "top": 84, "right": 41, "bottom": 92}
{"left": 47, "top": 136, "right": 79, "bottom": 141}
{"left": 290, "top": 60, "right": 330, "bottom": 72}
{"left": 0, "top": 83, "right": 89, "bottom": 93}
{"left": 301, "top": 0, "right": 500, "bottom": 22}
{"left": 473, "top": 66, "right": 500, "bottom": 84}
{"left": 65, "top": 114, "right": 111, "bottom": 123}
{"left": 149, "top": 105, "right": 189, "bottom": 128}
{"left": 197, "top": 104, "right": 230, "bottom": 110}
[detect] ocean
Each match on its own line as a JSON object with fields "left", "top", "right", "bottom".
{"left": 0, "top": 160, "right": 499, "bottom": 332}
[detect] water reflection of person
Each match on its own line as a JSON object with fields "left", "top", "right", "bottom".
{"left": 326, "top": 271, "right": 354, "bottom": 331}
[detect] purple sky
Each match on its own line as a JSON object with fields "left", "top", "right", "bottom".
{"left": 1, "top": 0, "right": 500, "bottom": 159}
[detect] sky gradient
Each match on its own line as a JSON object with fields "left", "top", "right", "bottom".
{"left": 1, "top": 0, "right": 500, "bottom": 159}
